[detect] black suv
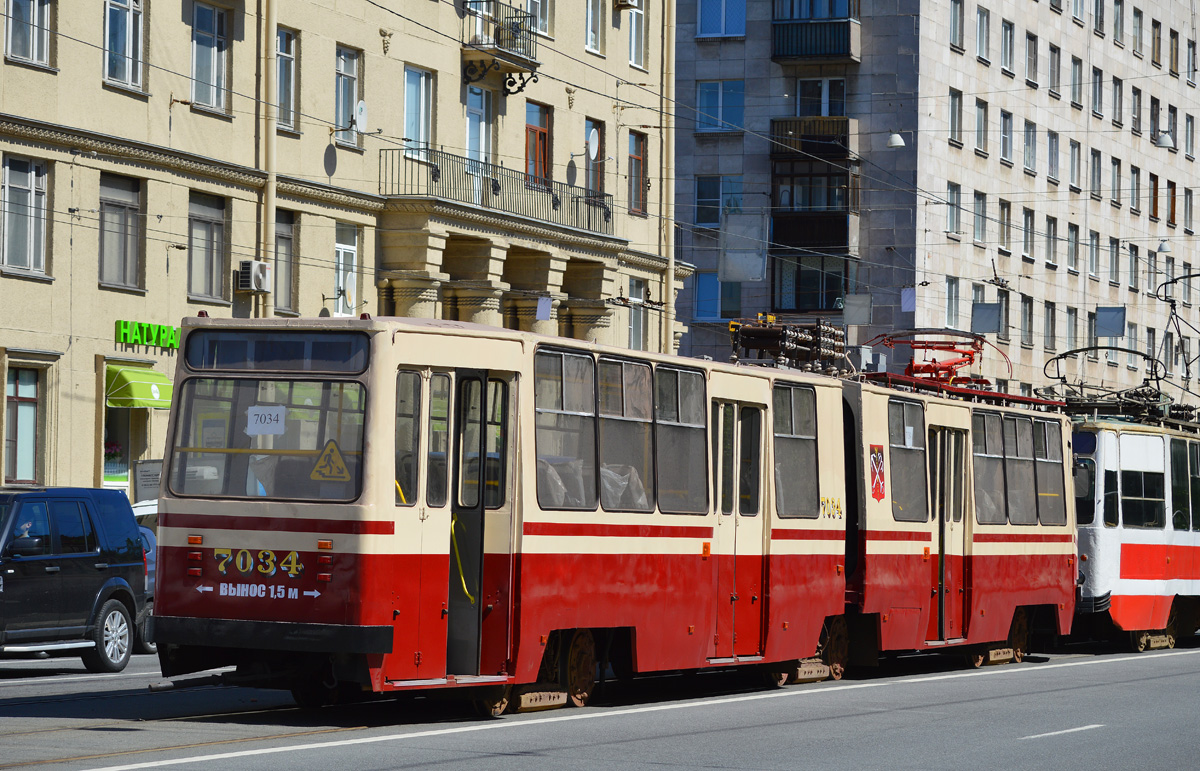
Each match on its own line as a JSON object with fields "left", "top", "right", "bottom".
{"left": 0, "top": 488, "right": 147, "bottom": 672}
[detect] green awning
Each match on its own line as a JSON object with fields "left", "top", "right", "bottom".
{"left": 105, "top": 365, "right": 173, "bottom": 409}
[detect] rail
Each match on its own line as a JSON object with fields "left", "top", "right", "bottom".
{"left": 462, "top": 0, "right": 538, "bottom": 63}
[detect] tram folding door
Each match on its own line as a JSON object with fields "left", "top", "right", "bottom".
{"left": 926, "top": 427, "right": 968, "bottom": 641}
{"left": 711, "top": 400, "right": 766, "bottom": 658}
{"left": 446, "top": 369, "right": 515, "bottom": 677}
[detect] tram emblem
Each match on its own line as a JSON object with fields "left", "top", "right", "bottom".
{"left": 869, "top": 444, "right": 886, "bottom": 502}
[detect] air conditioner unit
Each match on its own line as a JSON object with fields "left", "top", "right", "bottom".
{"left": 236, "top": 260, "right": 272, "bottom": 293}
{"left": 615, "top": 0, "right": 639, "bottom": 8}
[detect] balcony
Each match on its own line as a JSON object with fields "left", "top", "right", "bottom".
{"left": 772, "top": 211, "right": 859, "bottom": 257}
{"left": 772, "top": 0, "right": 861, "bottom": 63}
{"left": 462, "top": 0, "right": 539, "bottom": 76}
{"left": 380, "top": 148, "right": 615, "bottom": 237}
{"left": 770, "top": 117, "right": 859, "bottom": 158}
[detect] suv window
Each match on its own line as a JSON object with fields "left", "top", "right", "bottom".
{"left": 12, "top": 500, "right": 50, "bottom": 542}
{"left": 50, "top": 500, "right": 95, "bottom": 553}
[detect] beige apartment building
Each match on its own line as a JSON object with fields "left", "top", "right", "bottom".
{"left": 0, "top": 0, "right": 681, "bottom": 495}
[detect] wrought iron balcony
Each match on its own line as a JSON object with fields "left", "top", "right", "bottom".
{"left": 380, "top": 147, "right": 614, "bottom": 236}
{"left": 770, "top": 117, "right": 858, "bottom": 158}
{"left": 772, "top": 0, "right": 861, "bottom": 63}
{"left": 462, "top": 0, "right": 538, "bottom": 69}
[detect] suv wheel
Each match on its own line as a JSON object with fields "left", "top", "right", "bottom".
{"left": 81, "top": 600, "right": 132, "bottom": 673}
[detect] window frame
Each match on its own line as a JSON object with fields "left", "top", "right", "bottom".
{"left": 104, "top": 0, "right": 142, "bottom": 89}
{"left": 1, "top": 155, "right": 48, "bottom": 274}
{"left": 190, "top": 2, "right": 228, "bottom": 110}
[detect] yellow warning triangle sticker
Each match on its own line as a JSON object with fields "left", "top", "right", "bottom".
{"left": 310, "top": 440, "right": 352, "bottom": 482}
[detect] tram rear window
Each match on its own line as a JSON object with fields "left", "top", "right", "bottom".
{"left": 186, "top": 331, "right": 369, "bottom": 373}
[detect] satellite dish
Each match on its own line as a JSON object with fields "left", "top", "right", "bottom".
{"left": 587, "top": 127, "right": 599, "bottom": 161}
{"left": 355, "top": 100, "right": 368, "bottom": 131}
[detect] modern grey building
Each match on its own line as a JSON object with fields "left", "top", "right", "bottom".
{"left": 675, "top": 0, "right": 1199, "bottom": 396}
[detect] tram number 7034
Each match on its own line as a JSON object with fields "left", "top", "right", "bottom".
{"left": 213, "top": 547, "right": 304, "bottom": 578}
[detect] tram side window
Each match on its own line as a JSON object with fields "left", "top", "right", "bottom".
{"left": 739, "top": 407, "right": 762, "bottom": 515}
{"left": 773, "top": 384, "right": 819, "bottom": 518}
{"left": 1103, "top": 470, "right": 1119, "bottom": 526}
{"left": 1190, "top": 441, "right": 1200, "bottom": 531}
{"left": 1003, "top": 416, "right": 1037, "bottom": 525}
{"left": 656, "top": 368, "right": 708, "bottom": 514}
{"left": 1170, "top": 439, "right": 1190, "bottom": 530}
{"left": 598, "top": 359, "right": 655, "bottom": 512}
{"left": 424, "top": 375, "right": 450, "bottom": 507}
{"left": 483, "top": 379, "right": 508, "bottom": 509}
{"left": 1033, "top": 419, "right": 1066, "bottom": 525}
{"left": 534, "top": 351, "right": 598, "bottom": 509}
{"left": 1075, "top": 458, "right": 1096, "bottom": 525}
{"left": 972, "top": 412, "right": 1008, "bottom": 525}
{"left": 1121, "top": 469, "right": 1166, "bottom": 528}
{"left": 888, "top": 400, "right": 927, "bottom": 522}
{"left": 394, "top": 371, "right": 421, "bottom": 506}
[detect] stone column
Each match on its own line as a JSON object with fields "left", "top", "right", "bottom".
{"left": 388, "top": 276, "right": 444, "bottom": 319}
{"left": 509, "top": 295, "right": 563, "bottom": 336}
{"left": 454, "top": 287, "right": 505, "bottom": 328}
{"left": 563, "top": 300, "right": 614, "bottom": 345}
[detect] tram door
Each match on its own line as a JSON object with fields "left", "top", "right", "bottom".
{"left": 711, "top": 401, "right": 766, "bottom": 658}
{"left": 446, "top": 370, "right": 515, "bottom": 676}
{"left": 926, "top": 427, "right": 968, "bottom": 641}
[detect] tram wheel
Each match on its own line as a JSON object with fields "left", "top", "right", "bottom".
{"left": 1008, "top": 608, "right": 1029, "bottom": 663}
{"left": 1131, "top": 631, "right": 1150, "bottom": 653}
{"left": 966, "top": 650, "right": 986, "bottom": 668}
{"left": 473, "top": 685, "right": 512, "bottom": 718}
{"left": 561, "top": 629, "right": 597, "bottom": 707}
{"left": 764, "top": 667, "right": 791, "bottom": 688}
{"left": 819, "top": 617, "right": 849, "bottom": 681}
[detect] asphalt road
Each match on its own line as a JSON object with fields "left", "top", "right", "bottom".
{"left": 3, "top": 643, "right": 1200, "bottom": 770}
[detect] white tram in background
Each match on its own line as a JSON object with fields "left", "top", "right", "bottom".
{"left": 151, "top": 316, "right": 1076, "bottom": 710}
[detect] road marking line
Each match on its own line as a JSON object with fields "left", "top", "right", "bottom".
{"left": 1019, "top": 724, "right": 1104, "bottom": 740}
{"left": 86, "top": 649, "right": 1200, "bottom": 771}
{"left": 0, "top": 673, "right": 132, "bottom": 688}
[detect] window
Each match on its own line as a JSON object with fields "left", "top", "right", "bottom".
{"left": 997, "top": 289, "right": 1010, "bottom": 339}
{"left": 1067, "top": 307, "right": 1078, "bottom": 348}
{"left": 628, "top": 280, "right": 648, "bottom": 351}
{"left": 394, "top": 371, "right": 422, "bottom": 506}
{"left": 1148, "top": 249, "right": 1158, "bottom": 291}
{"left": 1023, "top": 120, "right": 1037, "bottom": 171}
{"left": 99, "top": 173, "right": 140, "bottom": 288}
{"left": 975, "top": 99, "right": 989, "bottom": 151}
{"left": 1090, "top": 148, "right": 1102, "bottom": 196}
{"left": 1114, "top": 0, "right": 1123, "bottom": 41}
{"left": 773, "top": 160, "right": 851, "bottom": 212}
{"left": 1169, "top": 104, "right": 1179, "bottom": 148}
{"left": 696, "top": 175, "right": 741, "bottom": 226}
{"left": 1187, "top": 188, "right": 1194, "bottom": 231}
{"left": 1150, "top": 172, "right": 1159, "bottom": 218}
{"left": 774, "top": 254, "right": 843, "bottom": 312}
{"left": 1070, "top": 140, "right": 1081, "bottom": 188}
{"left": 1, "top": 155, "right": 47, "bottom": 273}
{"left": 1045, "top": 301, "right": 1057, "bottom": 349}
{"left": 949, "top": 89, "right": 963, "bottom": 143}
{"left": 1093, "top": 0, "right": 1104, "bottom": 32}
{"left": 1131, "top": 165, "right": 1141, "bottom": 210}
{"left": 535, "top": 351, "right": 598, "bottom": 510}
{"left": 1088, "top": 229, "right": 1100, "bottom": 275}
{"left": 1152, "top": 18, "right": 1162, "bottom": 66}
{"left": 1021, "top": 294, "right": 1034, "bottom": 346}
{"left": 1087, "top": 311, "right": 1098, "bottom": 351}
{"left": 947, "top": 182, "right": 962, "bottom": 233}
{"left": 1129, "top": 243, "right": 1139, "bottom": 289}
{"left": 1184, "top": 262, "right": 1193, "bottom": 302}
{"left": 1045, "top": 216, "right": 1058, "bottom": 264}
{"left": 405, "top": 67, "right": 433, "bottom": 157}
{"left": 1166, "top": 256, "right": 1176, "bottom": 297}
{"left": 1128, "top": 324, "right": 1139, "bottom": 364}
{"left": 586, "top": 0, "right": 604, "bottom": 51}
{"left": 1190, "top": 39, "right": 1197, "bottom": 82}
{"left": 187, "top": 192, "right": 225, "bottom": 299}
{"left": 973, "top": 413, "right": 1007, "bottom": 524}
{"left": 797, "top": 79, "right": 845, "bottom": 117}
{"left": 629, "top": 0, "right": 646, "bottom": 66}
{"left": 7, "top": 0, "right": 50, "bottom": 64}
{"left": 976, "top": 8, "right": 990, "bottom": 59}
{"left": 1000, "top": 20, "right": 1014, "bottom": 70}
{"left": 277, "top": 29, "right": 297, "bottom": 130}
{"left": 4, "top": 368, "right": 39, "bottom": 484}
{"left": 656, "top": 366, "right": 707, "bottom": 514}
{"left": 1167, "top": 180, "right": 1177, "bottom": 225}
{"left": 773, "top": 384, "right": 819, "bottom": 518}
{"left": 999, "top": 199, "right": 1012, "bottom": 251}
{"left": 971, "top": 283, "right": 985, "bottom": 329}
{"left": 1071, "top": 56, "right": 1083, "bottom": 105}
{"left": 1165, "top": 331, "right": 1175, "bottom": 375}
{"left": 525, "top": 101, "right": 551, "bottom": 183}
{"left": 950, "top": 0, "right": 964, "bottom": 49}
{"left": 1026, "top": 33, "right": 1038, "bottom": 83}
{"left": 466, "top": 86, "right": 493, "bottom": 165}
{"left": 1048, "top": 130, "right": 1059, "bottom": 180}
{"left": 1147, "top": 327, "right": 1156, "bottom": 364}
{"left": 1171, "top": 28, "right": 1180, "bottom": 75}
{"left": 1000, "top": 110, "right": 1013, "bottom": 161}
{"left": 1133, "top": 8, "right": 1143, "bottom": 54}
{"left": 1109, "top": 237, "right": 1120, "bottom": 282}
{"left": 1150, "top": 96, "right": 1160, "bottom": 139}
{"left": 889, "top": 401, "right": 927, "bottom": 522}
{"left": 628, "top": 131, "right": 647, "bottom": 214}
{"left": 1187, "top": 114, "right": 1195, "bottom": 157}
{"left": 274, "top": 210, "right": 295, "bottom": 312}
{"left": 973, "top": 191, "right": 987, "bottom": 242}
{"left": 1067, "top": 222, "right": 1080, "bottom": 270}
{"left": 585, "top": 117, "right": 605, "bottom": 192}
{"left": 1111, "top": 158, "right": 1121, "bottom": 204}
{"left": 1022, "top": 207, "right": 1035, "bottom": 258}
{"left": 1112, "top": 77, "right": 1123, "bottom": 123}
{"left": 105, "top": 0, "right": 142, "bottom": 87}
{"left": 698, "top": 0, "right": 744, "bottom": 36}
{"left": 1092, "top": 67, "right": 1103, "bottom": 114}
{"left": 1049, "top": 45, "right": 1061, "bottom": 94}
{"left": 333, "top": 223, "right": 357, "bottom": 316}
{"left": 191, "top": 3, "right": 226, "bottom": 109}
{"left": 1131, "top": 86, "right": 1142, "bottom": 132}
{"left": 528, "top": 0, "right": 550, "bottom": 33}
{"left": 696, "top": 272, "right": 741, "bottom": 318}
{"left": 334, "top": 46, "right": 359, "bottom": 144}
{"left": 946, "top": 276, "right": 960, "bottom": 327}
{"left": 697, "top": 80, "right": 744, "bottom": 131}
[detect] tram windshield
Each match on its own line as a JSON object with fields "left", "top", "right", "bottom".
{"left": 168, "top": 378, "right": 366, "bottom": 501}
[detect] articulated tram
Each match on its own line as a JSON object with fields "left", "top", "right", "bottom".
{"left": 152, "top": 316, "right": 1075, "bottom": 710}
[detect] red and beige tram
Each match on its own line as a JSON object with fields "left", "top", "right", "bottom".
{"left": 152, "top": 316, "right": 1076, "bottom": 708}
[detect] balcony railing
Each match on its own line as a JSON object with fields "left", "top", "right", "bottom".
{"left": 462, "top": 0, "right": 538, "bottom": 66}
{"left": 770, "top": 117, "right": 858, "bottom": 157}
{"left": 380, "top": 148, "right": 614, "bottom": 236}
{"left": 772, "top": 18, "right": 861, "bottom": 61}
